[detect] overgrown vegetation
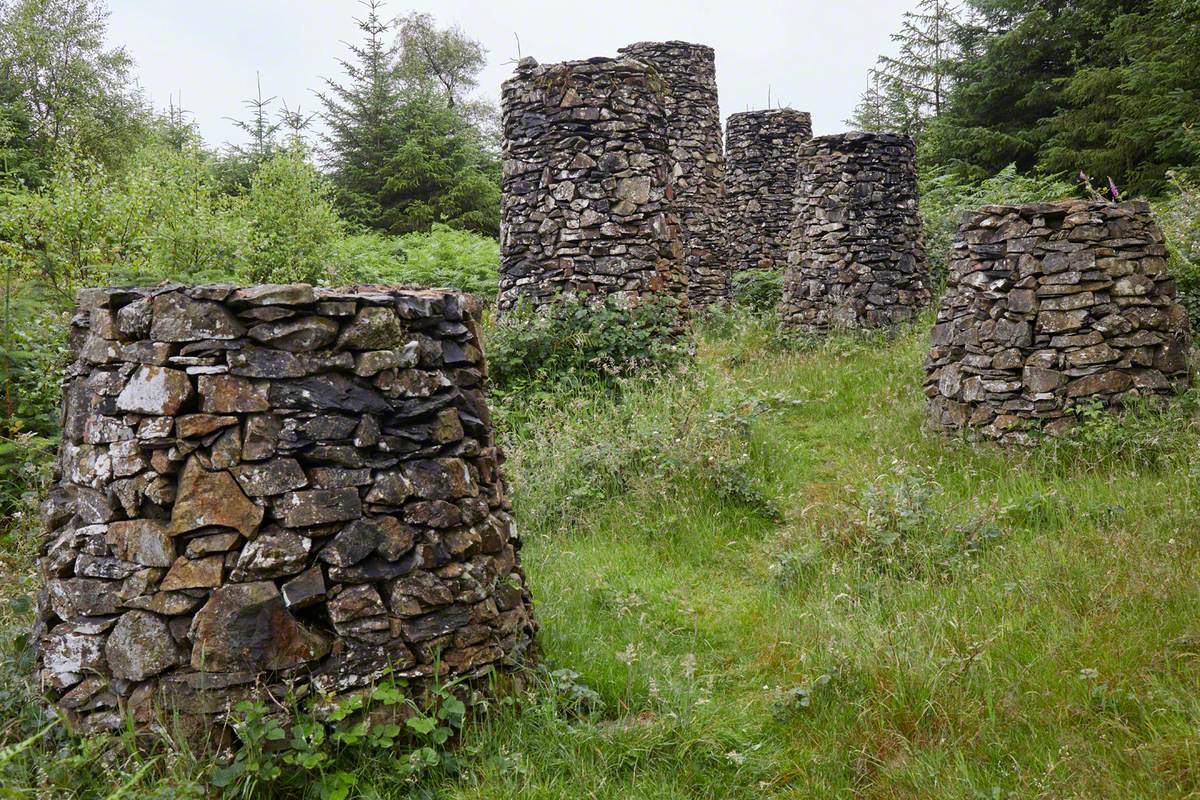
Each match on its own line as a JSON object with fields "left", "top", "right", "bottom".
{"left": 486, "top": 298, "right": 689, "bottom": 395}
{"left": 730, "top": 268, "right": 784, "bottom": 312}
{"left": 3, "top": 313, "right": 1200, "bottom": 797}
{"left": 208, "top": 679, "right": 468, "bottom": 798}
{"left": 1157, "top": 172, "right": 1200, "bottom": 324}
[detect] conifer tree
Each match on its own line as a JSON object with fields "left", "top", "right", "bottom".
{"left": 851, "top": 0, "right": 961, "bottom": 137}
{"left": 318, "top": 1, "right": 500, "bottom": 235}
{"left": 317, "top": 0, "right": 405, "bottom": 229}
{"left": 845, "top": 74, "right": 890, "bottom": 132}
{"left": 876, "top": 0, "right": 960, "bottom": 119}
{"left": 226, "top": 73, "right": 283, "bottom": 167}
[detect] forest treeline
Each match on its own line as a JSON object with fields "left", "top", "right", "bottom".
{"left": 0, "top": 0, "right": 501, "bottom": 298}
{"left": 848, "top": 0, "right": 1200, "bottom": 197}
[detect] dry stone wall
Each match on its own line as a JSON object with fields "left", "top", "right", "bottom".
{"left": 36, "top": 283, "right": 536, "bottom": 733}
{"left": 617, "top": 41, "right": 728, "bottom": 306}
{"left": 781, "top": 132, "right": 929, "bottom": 330}
{"left": 723, "top": 109, "right": 812, "bottom": 275}
{"left": 499, "top": 56, "right": 686, "bottom": 311}
{"left": 926, "top": 200, "right": 1191, "bottom": 441}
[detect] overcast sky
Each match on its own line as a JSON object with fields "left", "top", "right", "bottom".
{"left": 106, "top": 0, "right": 914, "bottom": 150}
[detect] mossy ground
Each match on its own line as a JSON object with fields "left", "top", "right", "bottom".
{"left": 1, "top": 313, "right": 1198, "bottom": 798}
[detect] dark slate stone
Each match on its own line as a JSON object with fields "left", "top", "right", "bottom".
{"left": 268, "top": 375, "right": 391, "bottom": 414}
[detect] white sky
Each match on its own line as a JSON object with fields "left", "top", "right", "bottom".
{"left": 106, "top": 0, "right": 914, "bottom": 150}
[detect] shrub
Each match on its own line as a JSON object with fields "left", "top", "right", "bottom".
{"left": 240, "top": 145, "right": 344, "bottom": 285}
{"left": 495, "top": 369, "right": 786, "bottom": 536}
{"left": 730, "top": 268, "right": 783, "bottom": 312}
{"left": 1047, "top": 391, "right": 1200, "bottom": 470}
{"left": 0, "top": 144, "right": 251, "bottom": 294}
{"left": 110, "top": 143, "right": 248, "bottom": 285}
{"left": 1155, "top": 171, "right": 1200, "bottom": 326}
{"left": 394, "top": 225, "right": 498, "bottom": 299}
{"left": 323, "top": 232, "right": 408, "bottom": 284}
{"left": 0, "top": 294, "right": 69, "bottom": 521}
{"left": 330, "top": 224, "right": 499, "bottom": 299}
{"left": 486, "top": 297, "right": 688, "bottom": 393}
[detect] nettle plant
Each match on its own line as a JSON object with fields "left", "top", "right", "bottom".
{"left": 211, "top": 675, "right": 467, "bottom": 799}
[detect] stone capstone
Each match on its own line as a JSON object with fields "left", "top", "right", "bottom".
{"left": 150, "top": 293, "right": 244, "bottom": 342}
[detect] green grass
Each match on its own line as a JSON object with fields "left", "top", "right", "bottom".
{"left": 2, "top": 313, "right": 1199, "bottom": 798}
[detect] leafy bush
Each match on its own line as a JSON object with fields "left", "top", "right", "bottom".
{"left": 109, "top": 144, "right": 248, "bottom": 285}
{"left": 1155, "top": 171, "right": 1200, "bottom": 326}
{"left": 0, "top": 293, "right": 69, "bottom": 521}
{"left": 768, "top": 544, "right": 822, "bottom": 591}
{"left": 0, "top": 151, "right": 142, "bottom": 296}
{"left": 730, "top": 268, "right": 783, "bottom": 312}
{"left": 0, "top": 142, "right": 358, "bottom": 294}
{"left": 330, "top": 224, "right": 499, "bottom": 299}
{"left": 486, "top": 298, "right": 688, "bottom": 393}
{"left": 919, "top": 165, "right": 1075, "bottom": 287}
{"left": 211, "top": 678, "right": 466, "bottom": 799}
{"left": 240, "top": 145, "right": 344, "bottom": 285}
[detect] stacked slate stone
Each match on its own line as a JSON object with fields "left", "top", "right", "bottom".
{"left": 926, "top": 200, "right": 1191, "bottom": 442}
{"left": 618, "top": 41, "right": 728, "bottom": 306}
{"left": 723, "top": 109, "right": 812, "bottom": 275}
{"left": 781, "top": 132, "right": 929, "bottom": 331}
{"left": 35, "top": 283, "right": 536, "bottom": 733}
{"left": 499, "top": 56, "right": 686, "bottom": 311}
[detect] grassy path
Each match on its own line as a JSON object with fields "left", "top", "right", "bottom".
{"left": 447, "top": 321, "right": 1200, "bottom": 799}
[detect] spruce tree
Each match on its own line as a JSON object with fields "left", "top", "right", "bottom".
{"left": 930, "top": 0, "right": 1094, "bottom": 176}
{"left": 876, "top": 0, "right": 960, "bottom": 119}
{"left": 846, "top": 69, "right": 925, "bottom": 134}
{"left": 317, "top": 0, "right": 405, "bottom": 229}
{"left": 852, "top": 0, "right": 961, "bottom": 138}
{"left": 226, "top": 73, "right": 283, "bottom": 166}
{"left": 319, "top": 2, "right": 500, "bottom": 235}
